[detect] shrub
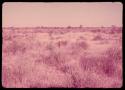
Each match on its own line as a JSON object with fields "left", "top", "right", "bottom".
{"left": 77, "top": 41, "right": 88, "bottom": 50}
{"left": 56, "top": 40, "right": 67, "bottom": 47}
{"left": 71, "top": 74, "right": 82, "bottom": 88}
{"left": 92, "top": 35, "right": 104, "bottom": 41}
{"left": 100, "top": 58, "right": 116, "bottom": 77}
{"left": 45, "top": 44, "right": 54, "bottom": 51}
{"left": 2, "top": 65, "right": 25, "bottom": 87}
{"left": 67, "top": 26, "right": 72, "bottom": 29}
{"left": 69, "top": 41, "right": 88, "bottom": 54}
{"left": 79, "top": 56, "right": 98, "bottom": 72}
{"left": 6, "top": 41, "right": 27, "bottom": 55}
{"left": 91, "top": 29, "right": 100, "bottom": 33}
{"left": 41, "top": 52, "right": 61, "bottom": 67}
{"left": 78, "top": 36, "right": 86, "bottom": 40}
{"left": 29, "top": 83, "right": 43, "bottom": 88}
{"left": 105, "top": 47, "right": 122, "bottom": 63}
{"left": 3, "top": 34, "right": 13, "bottom": 41}
{"left": 57, "top": 64, "right": 76, "bottom": 74}
{"left": 99, "top": 47, "right": 122, "bottom": 77}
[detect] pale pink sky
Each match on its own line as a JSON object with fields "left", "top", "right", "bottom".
{"left": 2, "top": 2, "right": 123, "bottom": 27}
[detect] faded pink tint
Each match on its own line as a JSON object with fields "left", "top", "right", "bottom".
{"left": 2, "top": 27, "right": 122, "bottom": 88}
{"left": 2, "top": 2, "right": 122, "bottom": 88}
{"left": 2, "top": 2, "right": 122, "bottom": 27}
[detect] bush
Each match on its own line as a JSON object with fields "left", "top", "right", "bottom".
{"left": 79, "top": 56, "right": 98, "bottom": 72}
{"left": 41, "top": 51, "right": 61, "bottom": 67}
{"left": 105, "top": 47, "right": 122, "bottom": 64}
{"left": 78, "top": 36, "right": 86, "bottom": 40}
{"left": 99, "top": 47, "right": 122, "bottom": 77}
{"left": 77, "top": 41, "right": 88, "bottom": 50}
{"left": 92, "top": 35, "right": 104, "bottom": 41}
{"left": 6, "top": 41, "right": 27, "bottom": 55}
{"left": 56, "top": 40, "right": 67, "bottom": 47}
{"left": 100, "top": 58, "right": 116, "bottom": 77}
{"left": 2, "top": 65, "right": 25, "bottom": 87}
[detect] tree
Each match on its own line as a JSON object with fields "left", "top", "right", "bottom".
{"left": 67, "top": 25, "right": 71, "bottom": 29}
{"left": 79, "top": 25, "right": 83, "bottom": 28}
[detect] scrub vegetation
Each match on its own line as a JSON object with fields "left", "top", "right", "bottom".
{"left": 2, "top": 27, "right": 122, "bottom": 88}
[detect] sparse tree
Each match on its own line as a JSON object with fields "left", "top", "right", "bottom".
{"left": 79, "top": 25, "right": 83, "bottom": 28}
{"left": 67, "top": 25, "right": 71, "bottom": 29}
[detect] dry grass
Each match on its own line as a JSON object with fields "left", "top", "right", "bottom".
{"left": 2, "top": 27, "right": 122, "bottom": 88}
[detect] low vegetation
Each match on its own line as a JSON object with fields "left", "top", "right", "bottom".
{"left": 2, "top": 27, "right": 122, "bottom": 88}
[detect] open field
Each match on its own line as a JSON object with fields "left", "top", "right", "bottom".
{"left": 2, "top": 27, "right": 122, "bottom": 88}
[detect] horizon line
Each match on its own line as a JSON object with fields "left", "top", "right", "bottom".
{"left": 2, "top": 26, "right": 122, "bottom": 28}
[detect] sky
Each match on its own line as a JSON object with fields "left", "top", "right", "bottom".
{"left": 2, "top": 2, "right": 123, "bottom": 27}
